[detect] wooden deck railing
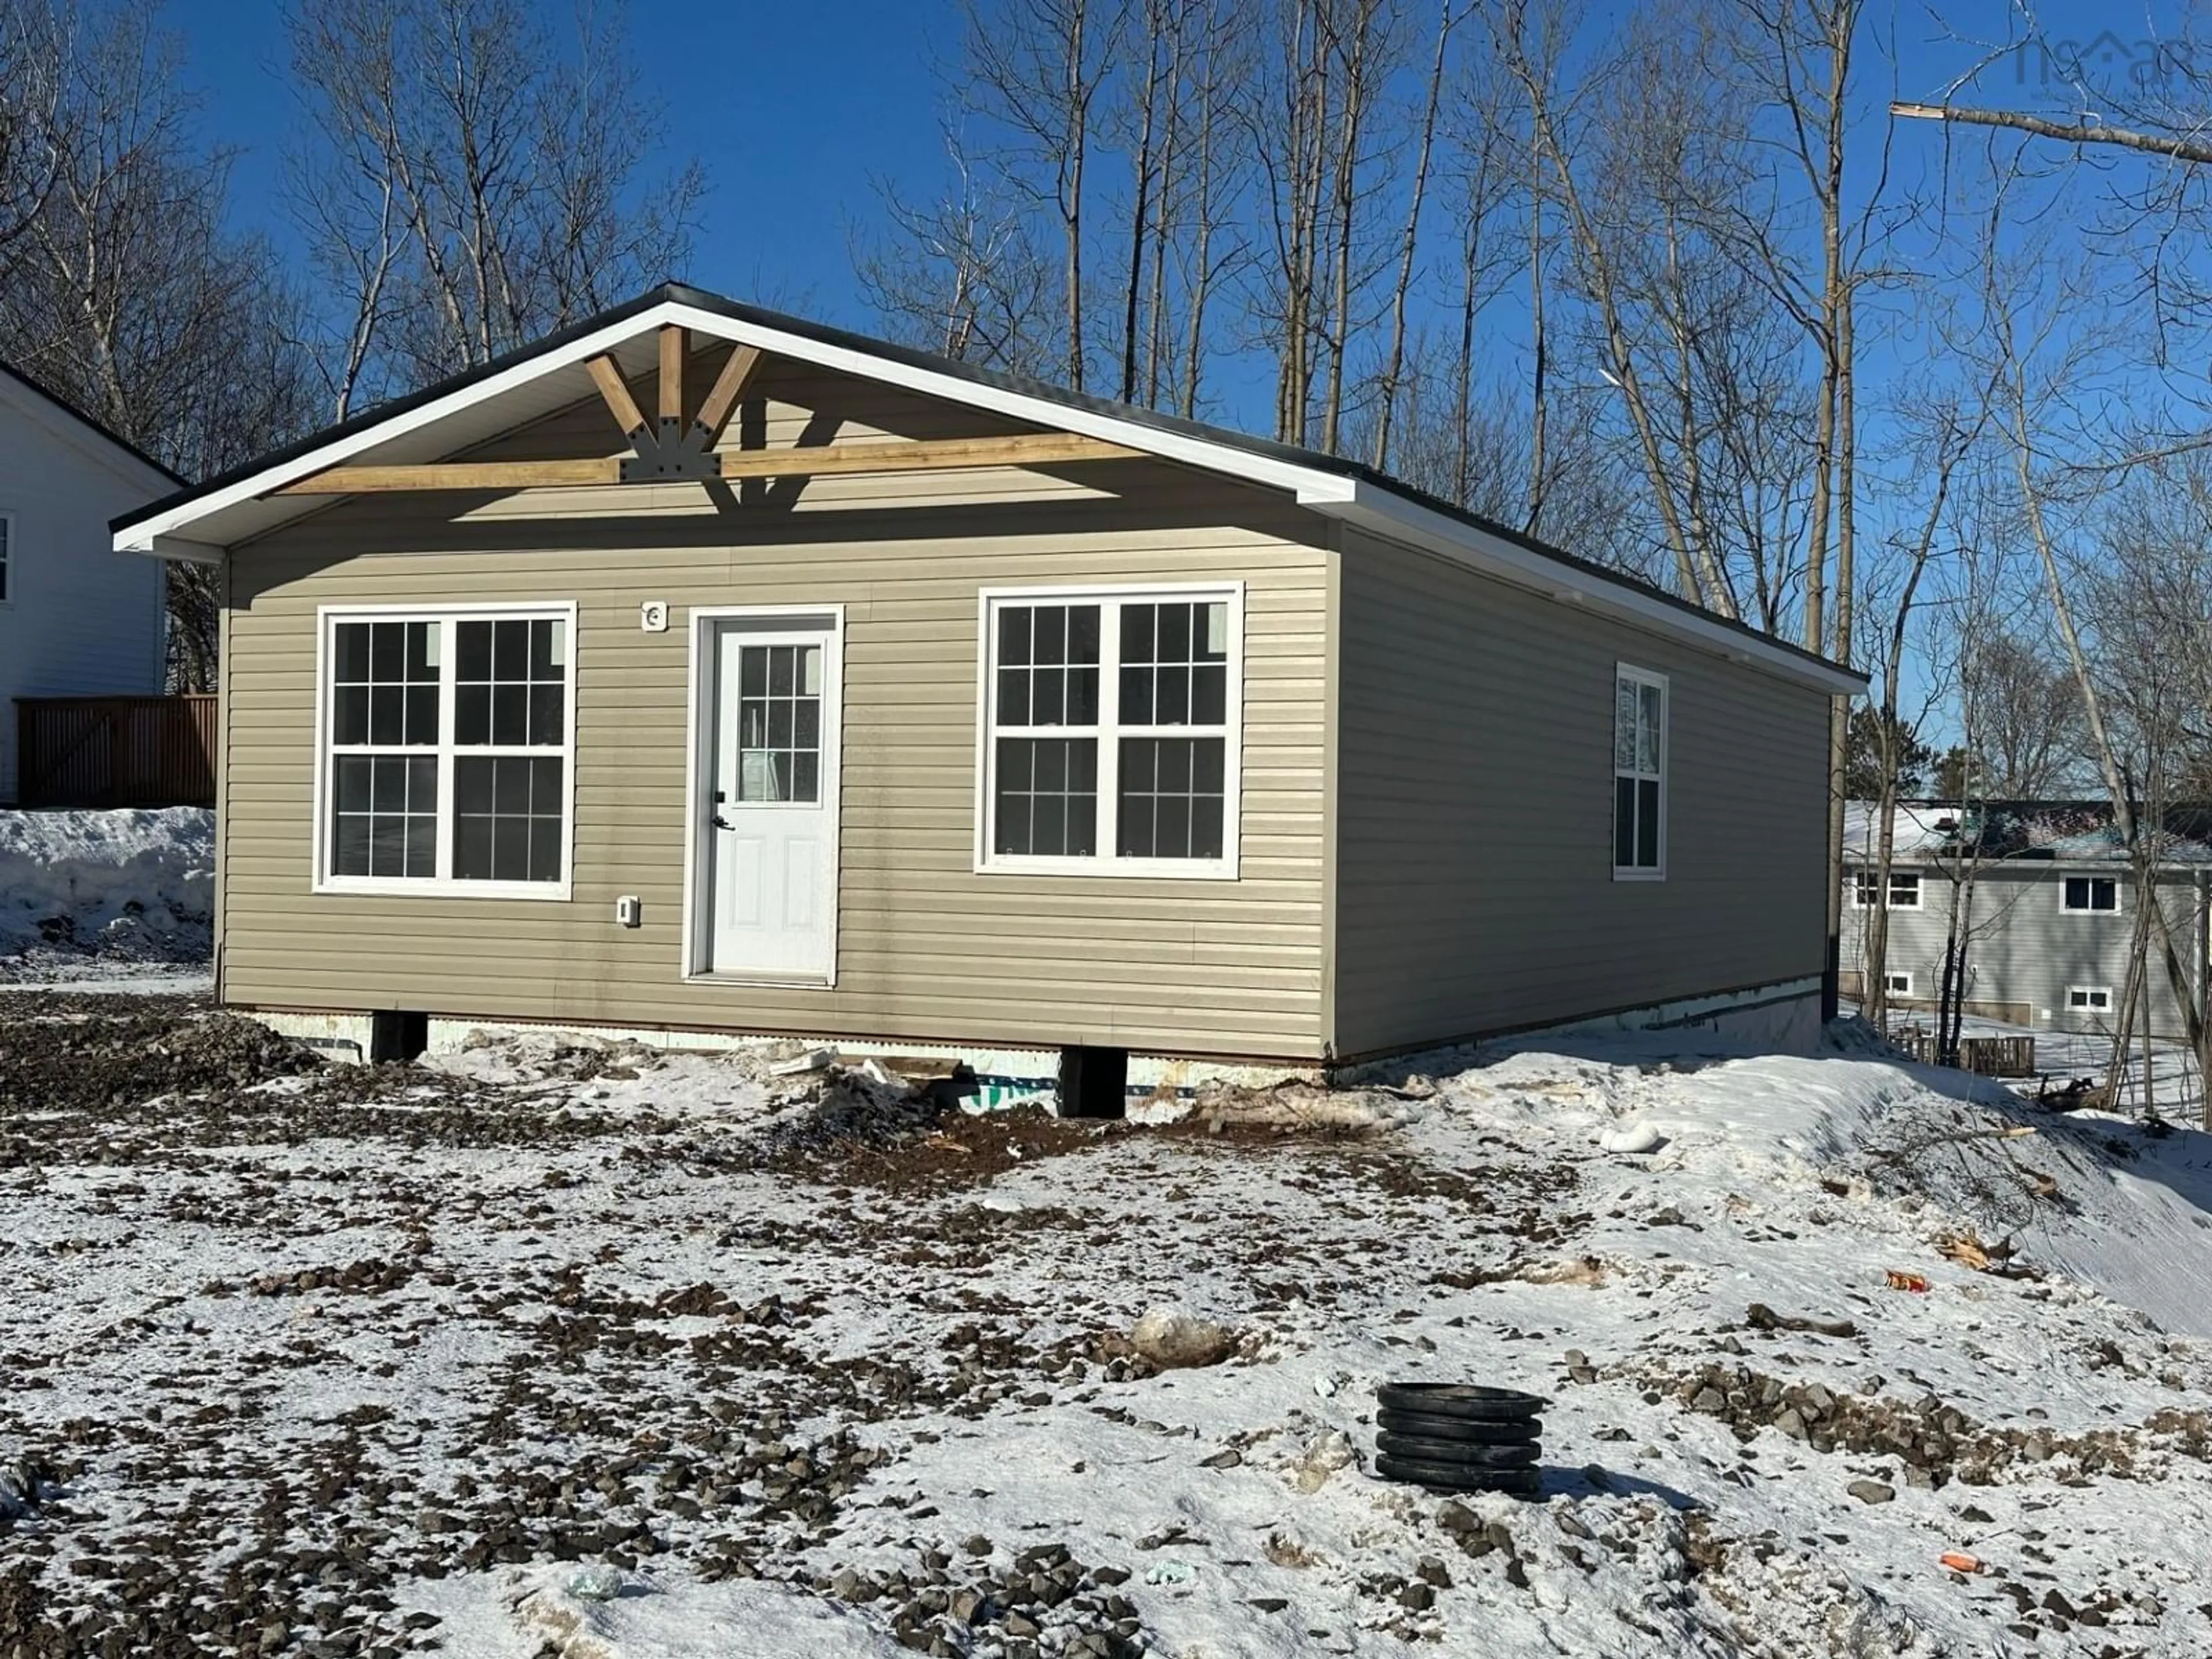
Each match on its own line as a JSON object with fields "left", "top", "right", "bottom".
{"left": 13, "top": 695, "right": 217, "bottom": 808}
{"left": 1891, "top": 1024, "right": 2038, "bottom": 1078}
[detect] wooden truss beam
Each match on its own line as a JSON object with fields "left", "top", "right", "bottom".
{"left": 274, "top": 433, "right": 1146, "bottom": 495}
{"left": 690, "top": 343, "right": 766, "bottom": 452}
{"left": 584, "top": 354, "right": 650, "bottom": 444}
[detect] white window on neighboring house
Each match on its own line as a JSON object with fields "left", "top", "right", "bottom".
{"left": 1884, "top": 971, "right": 1914, "bottom": 997}
{"left": 1853, "top": 870, "right": 1922, "bottom": 909}
{"left": 0, "top": 511, "right": 13, "bottom": 604}
{"left": 1613, "top": 665, "right": 1667, "bottom": 878}
{"left": 315, "top": 604, "right": 577, "bottom": 897}
{"left": 2062, "top": 876, "right": 2119, "bottom": 914}
{"left": 977, "top": 585, "right": 1242, "bottom": 877}
{"left": 2068, "top": 986, "right": 2114, "bottom": 1012}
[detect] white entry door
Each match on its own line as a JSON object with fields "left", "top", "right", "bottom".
{"left": 701, "top": 613, "right": 840, "bottom": 981}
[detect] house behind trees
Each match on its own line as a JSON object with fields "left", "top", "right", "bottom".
{"left": 1843, "top": 801, "right": 2212, "bottom": 1040}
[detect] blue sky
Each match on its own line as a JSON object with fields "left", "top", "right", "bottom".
{"left": 185, "top": 0, "right": 952, "bottom": 326}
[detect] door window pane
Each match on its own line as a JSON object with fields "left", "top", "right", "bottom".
{"left": 736, "top": 642, "right": 823, "bottom": 803}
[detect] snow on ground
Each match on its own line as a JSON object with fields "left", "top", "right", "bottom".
{"left": 0, "top": 807, "right": 213, "bottom": 980}
{"left": 3, "top": 995, "right": 2211, "bottom": 1657}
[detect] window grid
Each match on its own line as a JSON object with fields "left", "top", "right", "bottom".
{"left": 319, "top": 607, "right": 574, "bottom": 894}
{"left": 1852, "top": 870, "right": 1922, "bottom": 909}
{"left": 736, "top": 642, "right": 825, "bottom": 805}
{"left": 983, "top": 589, "right": 1238, "bottom": 872}
{"left": 1613, "top": 666, "right": 1666, "bottom": 876}
{"left": 2062, "top": 876, "right": 2119, "bottom": 913}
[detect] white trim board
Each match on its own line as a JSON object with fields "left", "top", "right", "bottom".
{"left": 309, "top": 600, "right": 579, "bottom": 902}
{"left": 681, "top": 603, "right": 847, "bottom": 988}
{"left": 109, "top": 293, "right": 1863, "bottom": 698}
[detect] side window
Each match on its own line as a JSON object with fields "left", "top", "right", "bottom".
{"left": 1613, "top": 665, "right": 1666, "bottom": 878}
{"left": 2062, "top": 876, "right": 2118, "bottom": 913}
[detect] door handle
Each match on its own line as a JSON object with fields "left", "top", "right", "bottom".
{"left": 713, "top": 814, "right": 735, "bottom": 831}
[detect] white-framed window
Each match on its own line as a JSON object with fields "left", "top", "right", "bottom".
{"left": 1884, "top": 970, "right": 1915, "bottom": 997}
{"left": 2067, "top": 985, "right": 2113, "bottom": 1012}
{"left": 1852, "top": 869, "right": 1922, "bottom": 909}
{"left": 1613, "top": 665, "right": 1667, "bottom": 878}
{"left": 0, "top": 510, "right": 13, "bottom": 604}
{"left": 976, "top": 583, "right": 1242, "bottom": 878}
{"left": 2062, "top": 876, "right": 2119, "bottom": 914}
{"left": 313, "top": 603, "right": 577, "bottom": 898}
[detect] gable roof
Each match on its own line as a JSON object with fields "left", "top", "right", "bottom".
{"left": 110, "top": 282, "right": 1863, "bottom": 695}
{"left": 0, "top": 358, "right": 184, "bottom": 489}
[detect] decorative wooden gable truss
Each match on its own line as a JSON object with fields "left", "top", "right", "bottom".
{"left": 276, "top": 327, "right": 1142, "bottom": 498}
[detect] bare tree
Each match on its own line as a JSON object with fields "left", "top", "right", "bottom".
{"left": 283, "top": 0, "right": 704, "bottom": 410}
{"left": 1960, "top": 630, "right": 2089, "bottom": 798}
{"left": 953, "top": 0, "right": 1124, "bottom": 392}
{"left": 0, "top": 0, "right": 316, "bottom": 688}
{"left": 853, "top": 131, "right": 1064, "bottom": 373}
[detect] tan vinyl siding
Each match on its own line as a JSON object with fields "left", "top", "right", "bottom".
{"left": 1331, "top": 527, "right": 1830, "bottom": 1057}
{"left": 220, "top": 357, "right": 1330, "bottom": 1060}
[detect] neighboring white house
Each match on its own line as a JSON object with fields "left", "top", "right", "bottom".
{"left": 0, "top": 361, "right": 182, "bottom": 803}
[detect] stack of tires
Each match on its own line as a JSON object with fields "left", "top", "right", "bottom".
{"left": 1374, "top": 1382, "right": 1543, "bottom": 1498}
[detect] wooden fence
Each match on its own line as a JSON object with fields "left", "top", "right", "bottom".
{"left": 13, "top": 695, "right": 217, "bottom": 808}
{"left": 1891, "top": 1024, "right": 2038, "bottom": 1078}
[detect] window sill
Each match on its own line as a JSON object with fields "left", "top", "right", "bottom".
{"left": 976, "top": 855, "right": 1241, "bottom": 881}
{"left": 313, "top": 877, "right": 573, "bottom": 902}
{"left": 1612, "top": 868, "right": 1667, "bottom": 883}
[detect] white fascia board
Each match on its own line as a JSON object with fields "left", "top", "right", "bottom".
{"left": 1314, "top": 480, "right": 1867, "bottom": 696}
{"left": 116, "top": 533, "right": 224, "bottom": 565}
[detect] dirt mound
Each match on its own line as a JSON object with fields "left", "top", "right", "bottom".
{"left": 0, "top": 997, "right": 318, "bottom": 1115}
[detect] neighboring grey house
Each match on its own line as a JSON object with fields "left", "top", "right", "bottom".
{"left": 0, "top": 362, "right": 183, "bottom": 802}
{"left": 111, "top": 284, "right": 1861, "bottom": 1086}
{"left": 1842, "top": 800, "right": 2212, "bottom": 1039}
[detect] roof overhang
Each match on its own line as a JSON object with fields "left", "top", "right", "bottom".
{"left": 112, "top": 290, "right": 1864, "bottom": 697}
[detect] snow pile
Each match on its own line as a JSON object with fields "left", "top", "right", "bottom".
{"left": 0, "top": 807, "right": 213, "bottom": 974}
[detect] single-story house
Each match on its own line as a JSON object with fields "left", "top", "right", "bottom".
{"left": 1843, "top": 800, "right": 2212, "bottom": 1039}
{"left": 112, "top": 284, "right": 1861, "bottom": 1094}
{"left": 1, "top": 359, "right": 183, "bottom": 803}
